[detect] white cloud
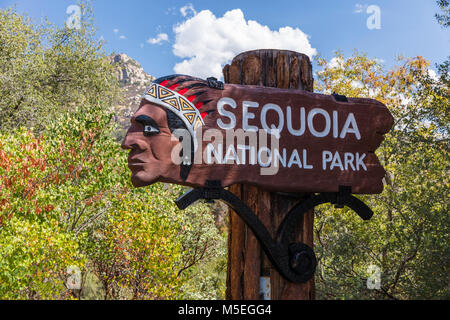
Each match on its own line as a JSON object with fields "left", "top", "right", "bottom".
{"left": 147, "top": 33, "right": 169, "bottom": 45}
{"left": 315, "top": 57, "right": 344, "bottom": 80}
{"left": 350, "top": 80, "right": 364, "bottom": 89}
{"left": 428, "top": 69, "right": 438, "bottom": 81}
{"left": 180, "top": 3, "right": 196, "bottom": 17}
{"left": 327, "top": 57, "right": 345, "bottom": 69}
{"left": 119, "top": 35, "right": 127, "bottom": 40}
{"left": 113, "top": 28, "right": 119, "bottom": 34}
{"left": 172, "top": 9, "right": 317, "bottom": 79}
{"left": 399, "top": 93, "right": 412, "bottom": 105}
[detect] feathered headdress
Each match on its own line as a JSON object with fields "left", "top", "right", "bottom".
{"left": 142, "top": 75, "right": 215, "bottom": 140}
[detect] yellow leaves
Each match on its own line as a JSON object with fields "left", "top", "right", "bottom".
{"left": 314, "top": 51, "right": 449, "bottom": 297}
{"left": 0, "top": 215, "right": 85, "bottom": 298}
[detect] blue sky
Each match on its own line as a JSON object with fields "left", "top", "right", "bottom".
{"left": 2, "top": 0, "right": 449, "bottom": 79}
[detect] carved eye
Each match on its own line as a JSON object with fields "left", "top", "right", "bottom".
{"left": 143, "top": 125, "right": 160, "bottom": 136}
{"left": 136, "top": 115, "right": 160, "bottom": 136}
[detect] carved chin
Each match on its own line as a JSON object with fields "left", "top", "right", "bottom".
{"left": 130, "top": 169, "right": 160, "bottom": 188}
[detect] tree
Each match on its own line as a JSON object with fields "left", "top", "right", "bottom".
{"left": 314, "top": 51, "right": 449, "bottom": 299}
{"left": 0, "top": 4, "right": 225, "bottom": 300}
{"left": 435, "top": 0, "right": 449, "bottom": 28}
{"left": 0, "top": 3, "right": 119, "bottom": 133}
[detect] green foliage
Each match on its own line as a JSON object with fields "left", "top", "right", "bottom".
{"left": 435, "top": 0, "right": 449, "bottom": 27}
{"left": 180, "top": 232, "right": 227, "bottom": 300}
{"left": 83, "top": 187, "right": 225, "bottom": 300}
{"left": 178, "top": 203, "right": 228, "bottom": 300}
{"left": 0, "top": 3, "right": 120, "bottom": 133}
{"left": 85, "top": 187, "right": 185, "bottom": 299}
{"left": 0, "top": 216, "right": 84, "bottom": 299}
{"left": 0, "top": 107, "right": 225, "bottom": 300}
{"left": 0, "top": 5, "right": 225, "bottom": 300}
{"left": 314, "top": 51, "right": 449, "bottom": 299}
{"left": 0, "top": 106, "right": 225, "bottom": 299}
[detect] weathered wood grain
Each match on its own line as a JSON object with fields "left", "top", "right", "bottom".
{"left": 224, "top": 50, "right": 316, "bottom": 301}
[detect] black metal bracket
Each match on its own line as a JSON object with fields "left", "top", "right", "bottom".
{"left": 175, "top": 181, "right": 373, "bottom": 283}
{"left": 332, "top": 92, "right": 348, "bottom": 102}
{"left": 206, "top": 77, "right": 224, "bottom": 90}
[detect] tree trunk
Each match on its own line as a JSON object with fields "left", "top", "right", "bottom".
{"left": 223, "top": 49, "right": 315, "bottom": 300}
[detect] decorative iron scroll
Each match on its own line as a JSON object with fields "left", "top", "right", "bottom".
{"left": 122, "top": 73, "right": 394, "bottom": 283}
{"left": 175, "top": 181, "right": 373, "bottom": 283}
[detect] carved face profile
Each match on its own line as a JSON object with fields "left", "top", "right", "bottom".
{"left": 121, "top": 75, "right": 215, "bottom": 187}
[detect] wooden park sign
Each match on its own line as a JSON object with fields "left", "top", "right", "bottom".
{"left": 122, "top": 74, "right": 393, "bottom": 194}
{"left": 122, "top": 50, "right": 394, "bottom": 297}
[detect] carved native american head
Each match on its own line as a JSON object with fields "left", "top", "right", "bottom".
{"left": 121, "top": 74, "right": 218, "bottom": 187}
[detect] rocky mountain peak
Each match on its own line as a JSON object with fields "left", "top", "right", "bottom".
{"left": 110, "top": 53, "right": 155, "bottom": 87}
{"left": 109, "top": 53, "right": 155, "bottom": 137}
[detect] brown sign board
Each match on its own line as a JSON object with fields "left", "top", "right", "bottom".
{"left": 122, "top": 75, "right": 394, "bottom": 194}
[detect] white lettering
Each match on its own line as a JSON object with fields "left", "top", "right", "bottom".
{"left": 303, "top": 149, "right": 313, "bottom": 169}
{"left": 249, "top": 146, "right": 257, "bottom": 165}
{"left": 206, "top": 143, "right": 222, "bottom": 164}
{"left": 322, "top": 150, "right": 333, "bottom": 170}
{"left": 333, "top": 111, "right": 338, "bottom": 138}
{"left": 273, "top": 148, "right": 287, "bottom": 167}
{"left": 237, "top": 144, "right": 250, "bottom": 165}
{"left": 308, "top": 108, "right": 331, "bottom": 138}
{"left": 242, "top": 100, "right": 259, "bottom": 132}
{"left": 288, "top": 149, "right": 302, "bottom": 168}
{"left": 344, "top": 152, "right": 356, "bottom": 170}
{"left": 356, "top": 152, "right": 367, "bottom": 171}
{"left": 215, "top": 99, "right": 363, "bottom": 141}
{"left": 287, "top": 106, "right": 306, "bottom": 136}
{"left": 340, "top": 113, "right": 361, "bottom": 140}
{"left": 261, "top": 103, "right": 284, "bottom": 138}
{"left": 217, "top": 97, "right": 237, "bottom": 130}
{"left": 224, "top": 144, "right": 240, "bottom": 164}
{"left": 330, "top": 151, "right": 344, "bottom": 171}
{"left": 258, "top": 147, "right": 272, "bottom": 167}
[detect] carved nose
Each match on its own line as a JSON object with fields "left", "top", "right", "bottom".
{"left": 121, "top": 132, "right": 147, "bottom": 153}
{"left": 121, "top": 133, "right": 134, "bottom": 150}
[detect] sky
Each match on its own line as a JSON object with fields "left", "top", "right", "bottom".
{"left": 2, "top": 0, "right": 449, "bottom": 80}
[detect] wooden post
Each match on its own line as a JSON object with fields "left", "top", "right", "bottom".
{"left": 223, "top": 49, "right": 315, "bottom": 300}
